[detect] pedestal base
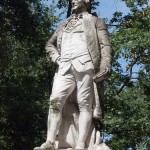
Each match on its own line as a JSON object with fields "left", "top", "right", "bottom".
{"left": 57, "top": 143, "right": 110, "bottom": 150}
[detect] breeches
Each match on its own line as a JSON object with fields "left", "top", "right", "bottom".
{"left": 50, "top": 65, "right": 94, "bottom": 113}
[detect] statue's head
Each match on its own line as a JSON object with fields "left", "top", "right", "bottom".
{"left": 71, "top": 0, "right": 91, "bottom": 14}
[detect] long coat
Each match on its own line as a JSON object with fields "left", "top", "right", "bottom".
{"left": 45, "top": 12, "right": 112, "bottom": 149}
{"left": 45, "top": 12, "right": 112, "bottom": 72}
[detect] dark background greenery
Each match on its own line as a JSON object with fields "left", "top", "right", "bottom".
{"left": 0, "top": 0, "right": 149, "bottom": 149}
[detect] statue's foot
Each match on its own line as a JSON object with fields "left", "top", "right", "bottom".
{"left": 34, "top": 141, "right": 55, "bottom": 150}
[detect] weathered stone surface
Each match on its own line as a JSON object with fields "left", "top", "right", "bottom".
{"left": 34, "top": 0, "right": 112, "bottom": 150}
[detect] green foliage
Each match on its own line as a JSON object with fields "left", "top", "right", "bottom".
{"left": 105, "top": 82, "right": 150, "bottom": 149}
{"left": 0, "top": 0, "right": 150, "bottom": 149}
{"left": 103, "top": 0, "right": 150, "bottom": 149}
{"left": 0, "top": 0, "right": 59, "bottom": 149}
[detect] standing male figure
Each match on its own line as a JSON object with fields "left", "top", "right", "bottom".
{"left": 34, "top": 0, "right": 112, "bottom": 149}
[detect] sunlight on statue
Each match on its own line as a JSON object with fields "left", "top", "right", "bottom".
{"left": 34, "top": 0, "right": 112, "bottom": 149}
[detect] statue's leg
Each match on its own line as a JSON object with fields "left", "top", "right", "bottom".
{"left": 34, "top": 72, "right": 76, "bottom": 150}
{"left": 75, "top": 69, "right": 94, "bottom": 149}
{"left": 77, "top": 111, "right": 92, "bottom": 149}
{"left": 47, "top": 72, "right": 76, "bottom": 143}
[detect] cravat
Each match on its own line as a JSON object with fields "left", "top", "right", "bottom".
{"left": 65, "top": 14, "right": 83, "bottom": 32}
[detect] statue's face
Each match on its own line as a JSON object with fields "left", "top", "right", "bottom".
{"left": 71, "top": 0, "right": 87, "bottom": 13}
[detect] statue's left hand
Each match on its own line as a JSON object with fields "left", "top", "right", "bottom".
{"left": 93, "top": 67, "right": 111, "bottom": 83}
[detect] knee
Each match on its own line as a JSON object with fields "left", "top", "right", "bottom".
{"left": 49, "top": 95, "right": 62, "bottom": 114}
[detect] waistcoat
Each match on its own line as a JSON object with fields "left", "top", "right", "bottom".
{"left": 56, "top": 12, "right": 101, "bottom": 71}
{"left": 58, "top": 17, "right": 94, "bottom": 74}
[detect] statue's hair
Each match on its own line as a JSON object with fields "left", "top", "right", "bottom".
{"left": 85, "top": 0, "right": 92, "bottom": 12}
{"left": 82, "top": 0, "right": 92, "bottom": 13}
{"left": 84, "top": 0, "right": 90, "bottom": 2}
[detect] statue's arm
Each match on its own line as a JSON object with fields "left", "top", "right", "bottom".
{"left": 97, "top": 19, "right": 112, "bottom": 71}
{"left": 45, "top": 30, "right": 60, "bottom": 65}
{"left": 93, "top": 19, "right": 112, "bottom": 82}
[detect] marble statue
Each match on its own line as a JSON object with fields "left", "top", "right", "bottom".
{"left": 34, "top": 0, "right": 112, "bottom": 149}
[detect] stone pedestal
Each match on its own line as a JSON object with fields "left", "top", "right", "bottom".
{"left": 58, "top": 143, "right": 110, "bottom": 149}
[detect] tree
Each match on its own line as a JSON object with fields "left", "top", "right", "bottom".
{"left": 103, "top": 0, "right": 150, "bottom": 149}
{"left": 0, "top": 0, "right": 60, "bottom": 149}
{"left": 1, "top": 0, "right": 149, "bottom": 149}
